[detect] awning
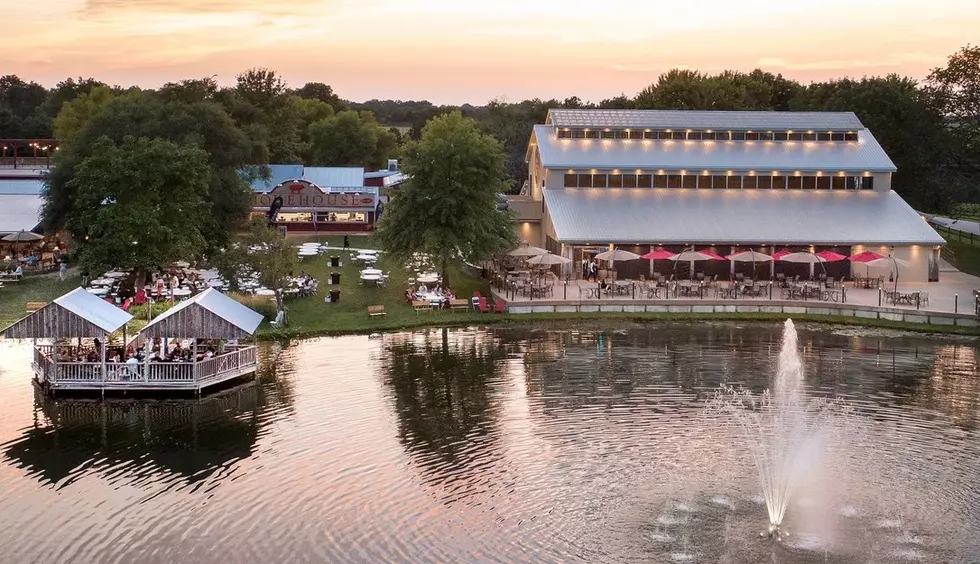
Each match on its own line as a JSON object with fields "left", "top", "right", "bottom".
{"left": 1, "top": 287, "right": 133, "bottom": 339}
{"left": 542, "top": 189, "right": 946, "bottom": 246}
{"left": 140, "top": 288, "right": 264, "bottom": 339}
{"left": 0, "top": 194, "right": 43, "bottom": 234}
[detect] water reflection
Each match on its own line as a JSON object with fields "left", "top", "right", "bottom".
{"left": 380, "top": 327, "right": 508, "bottom": 472}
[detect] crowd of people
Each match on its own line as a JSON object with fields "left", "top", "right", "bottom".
{"left": 404, "top": 282, "right": 457, "bottom": 308}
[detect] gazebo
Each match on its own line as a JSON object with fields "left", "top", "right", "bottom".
{"left": 137, "top": 288, "right": 263, "bottom": 391}
{"left": 0, "top": 287, "right": 133, "bottom": 390}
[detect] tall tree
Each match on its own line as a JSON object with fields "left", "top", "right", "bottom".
{"left": 375, "top": 111, "right": 516, "bottom": 287}
{"left": 52, "top": 86, "right": 119, "bottom": 140}
{"left": 158, "top": 76, "right": 219, "bottom": 104}
{"left": 67, "top": 137, "right": 212, "bottom": 275}
{"left": 308, "top": 109, "right": 397, "bottom": 169}
{"left": 294, "top": 82, "right": 346, "bottom": 110}
{"left": 43, "top": 93, "right": 257, "bottom": 250}
{"left": 928, "top": 45, "right": 980, "bottom": 177}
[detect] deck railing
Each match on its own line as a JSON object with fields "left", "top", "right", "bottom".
{"left": 33, "top": 345, "right": 258, "bottom": 389}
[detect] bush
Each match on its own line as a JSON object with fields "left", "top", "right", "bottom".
{"left": 229, "top": 292, "right": 277, "bottom": 318}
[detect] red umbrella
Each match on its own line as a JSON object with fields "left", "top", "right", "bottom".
{"left": 772, "top": 249, "right": 791, "bottom": 260}
{"left": 641, "top": 249, "right": 676, "bottom": 260}
{"left": 848, "top": 251, "right": 883, "bottom": 263}
{"left": 815, "top": 250, "right": 848, "bottom": 262}
{"left": 700, "top": 249, "right": 728, "bottom": 260}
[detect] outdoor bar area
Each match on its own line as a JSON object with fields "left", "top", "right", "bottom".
{"left": 1, "top": 288, "right": 263, "bottom": 393}
{"left": 250, "top": 166, "right": 381, "bottom": 233}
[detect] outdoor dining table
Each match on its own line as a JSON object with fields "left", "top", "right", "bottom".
{"left": 105, "top": 271, "right": 128, "bottom": 278}
{"left": 417, "top": 273, "right": 439, "bottom": 284}
{"left": 90, "top": 278, "right": 113, "bottom": 286}
{"left": 355, "top": 254, "right": 377, "bottom": 262}
{"left": 87, "top": 287, "right": 108, "bottom": 296}
{"left": 361, "top": 268, "right": 383, "bottom": 276}
{"left": 360, "top": 273, "right": 382, "bottom": 282}
{"left": 171, "top": 288, "right": 192, "bottom": 298}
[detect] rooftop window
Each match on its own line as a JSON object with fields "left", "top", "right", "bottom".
{"left": 556, "top": 127, "right": 861, "bottom": 143}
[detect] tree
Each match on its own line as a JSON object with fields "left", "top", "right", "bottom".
{"left": 52, "top": 86, "right": 118, "bottom": 140}
{"left": 294, "top": 82, "right": 346, "bottom": 110}
{"left": 209, "top": 217, "right": 297, "bottom": 319}
{"left": 43, "top": 92, "right": 257, "bottom": 251}
{"left": 67, "top": 137, "right": 212, "bottom": 276}
{"left": 928, "top": 45, "right": 980, "bottom": 177}
{"left": 375, "top": 111, "right": 516, "bottom": 287}
{"left": 235, "top": 68, "right": 289, "bottom": 111}
{"left": 158, "top": 76, "right": 219, "bottom": 104}
{"left": 308, "top": 109, "right": 397, "bottom": 169}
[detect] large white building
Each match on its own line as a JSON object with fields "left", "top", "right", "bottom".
{"left": 516, "top": 109, "right": 945, "bottom": 282}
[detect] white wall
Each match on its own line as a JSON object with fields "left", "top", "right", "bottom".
{"left": 873, "top": 172, "right": 892, "bottom": 192}
{"left": 850, "top": 244, "right": 932, "bottom": 283}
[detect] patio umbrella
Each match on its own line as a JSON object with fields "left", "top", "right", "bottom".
{"left": 594, "top": 249, "right": 641, "bottom": 262}
{"left": 2, "top": 230, "right": 43, "bottom": 242}
{"left": 507, "top": 245, "right": 548, "bottom": 257}
{"left": 815, "top": 250, "right": 848, "bottom": 262}
{"left": 779, "top": 251, "right": 827, "bottom": 280}
{"left": 641, "top": 249, "right": 676, "bottom": 260}
{"left": 771, "top": 249, "right": 791, "bottom": 260}
{"left": 526, "top": 253, "right": 572, "bottom": 266}
{"left": 868, "top": 256, "right": 911, "bottom": 292}
{"left": 727, "top": 250, "right": 773, "bottom": 279}
{"left": 671, "top": 249, "right": 716, "bottom": 280}
{"left": 848, "top": 250, "right": 885, "bottom": 278}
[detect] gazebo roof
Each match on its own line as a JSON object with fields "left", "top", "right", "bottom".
{"left": 0, "top": 287, "right": 133, "bottom": 339}
{"left": 140, "top": 288, "right": 264, "bottom": 340}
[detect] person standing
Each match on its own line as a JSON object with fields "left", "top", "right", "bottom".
{"left": 581, "top": 257, "right": 588, "bottom": 280}
{"left": 59, "top": 260, "right": 67, "bottom": 281}
{"left": 343, "top": 235, "right": 350, "bottom": 250}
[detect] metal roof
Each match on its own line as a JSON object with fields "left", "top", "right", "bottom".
{"left": 1, "top": 287, "right": 133, "bottom": 339}
{"left": 546, "top": 109, "right": 866, "bottom": 131}
{"left": 0, "top": 194, "right": 43, "bottom": 233}
{"left": 542, "top": 189, "right": 945, "bottom": 246}
{"left": 0, "top": 179, "right": 45, "bottom": 195}
{"left": 302, "top": 167, "right": 365, "bottom": 188}
{"left": 140, "top": 288, "right": 264, "bottom": 339}
{"left": 927, "top": 216, "right": 980, "bottom": 236}
{"left": 247, "top": 165, "right": 304, "bottom": 193}
{"left": 533, "top": 125, "right": 896, "bottom": 172}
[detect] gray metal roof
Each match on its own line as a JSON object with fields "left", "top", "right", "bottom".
{"left": 533, "top": 125, "right": 896, "bottom": 172}
{"left": 0, "top": 179, "right": 45, "bottom": 195}
{"left": 0, "top": 194, "right": 43, "bottom": 234}
{"left": 246, "top": 164, "right": 304, "bottom": 193}
{"left": 1, "top": 287, "right": 133, "bottom": 339}
{"left": 140, "top": 288, "right": 264, "bottom": 339}
{"left": 542, "top": 189, "right": 945, "bottom": 246}
{"left": 302, "top": 166, "right": 365, "bottom": 188}
{"left": 546, "top": 109, "right": 865, "bottom": 131}
{"left": 927, "top": 216, "right": 980, "bottom": 236}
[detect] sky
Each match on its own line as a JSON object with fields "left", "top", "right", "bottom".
{"left": 2, "top": 0, "right": 979, "bottom": 105}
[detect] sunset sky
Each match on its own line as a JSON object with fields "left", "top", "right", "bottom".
{"left": 3, "top": 0, "right": 978, "bottom": 104}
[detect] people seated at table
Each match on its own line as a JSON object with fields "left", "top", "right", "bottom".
{"left": 13, "top": 264, "right": 22, "bottom": 276}
{"left": 405, "top": 289, "right": 416, "bottom": 303}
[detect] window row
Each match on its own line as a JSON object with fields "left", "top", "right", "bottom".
{"left": 562, "top": 173, "right": 874, "bottom": 190}
{"left": 556, "top": 128, "right": 859, "bottom": 142}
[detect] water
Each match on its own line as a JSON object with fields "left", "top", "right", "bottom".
{"left": 710, "top": 320, "right": 850, "bottom": 536}
{"left": 0, "top": 322, "right": 978, "bottom": 563}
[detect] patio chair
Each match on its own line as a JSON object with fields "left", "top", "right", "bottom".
{"left": 493, "top": 299, "right": 506, "bottom": 313}
{"left": 478, "top": 296, "right": 490, "bottom": 313}
{"left": 919, "top": 292, "right": 929, "bottom": 306}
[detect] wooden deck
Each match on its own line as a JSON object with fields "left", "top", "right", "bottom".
{"left": 31, "top": 345, "right": 259, "bottom": 392}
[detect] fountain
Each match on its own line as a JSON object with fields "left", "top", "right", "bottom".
{"left": 711, "top": 319, "right": 847, "bottom": 539}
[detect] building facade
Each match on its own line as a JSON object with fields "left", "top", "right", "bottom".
{"left": 249, "top": 166, "right": 381, "bottom": 233}
{"left": 518, "top": 109, "right": 945, "bottom": 282}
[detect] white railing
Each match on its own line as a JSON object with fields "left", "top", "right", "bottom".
{"left": 196, "top": 346, "right": 258, "bottom": 385}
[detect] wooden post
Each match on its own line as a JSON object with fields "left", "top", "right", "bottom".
{"left": 100, "top": 334, "right": 107, "bottom": 397}
{"left": 192, "top": 338, "right": 198, "bottom": 391}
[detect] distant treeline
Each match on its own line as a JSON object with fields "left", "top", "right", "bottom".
{"left": 2, "top": 44, "right": 979, "bottom": 212}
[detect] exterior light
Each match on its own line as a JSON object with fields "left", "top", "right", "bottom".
{"left": 665, "top": 129, "right": 672, "bottom": 133}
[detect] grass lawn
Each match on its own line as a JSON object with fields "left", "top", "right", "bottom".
{"left": 933, "top": 226, "right": 980, "bottom": 277}
{"left": 0, "top": 274, "right": 82, "bottom": 327}
{"left": 262, "top": 233, "right": 495, "bottom": 337}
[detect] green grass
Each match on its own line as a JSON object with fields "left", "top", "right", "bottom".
{"left": 933, "top": 226, "right": 980, "bottom": 277}
{"left": 259, "top": 234, "right": 493, "bottom": 338}
{"left": 0, "top": 275, "right": 82, "bottom": 327}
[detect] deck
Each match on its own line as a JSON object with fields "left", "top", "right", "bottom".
{"left": 31, "top": 345, "right": 259, "bottom": 392}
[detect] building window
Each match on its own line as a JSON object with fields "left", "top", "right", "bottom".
{"left": 277, "top": 212, "right": 313, "bottom": 223}
{"left": 702, "top": 131, "right": 717, "bottom": 140}
{"left": 584, "top": 130, "right": 599, "bottom": 139}
{"left": 601, "top": 130, "right": 616, "bottom": 139}
{"left": 803, "top": 132, "right": 818, "bottom": 141}
{"left": 688, "top": 131, "right": 703, "bottom": 140}
{"left": 557, "top": 129, "right": 572, "bottom": 139}
{"left": 592, "top": 174, "right": 608, "bottom": 188}
{"left": 670, "top": 131, "right": 686, "bottom": 140}
{"left": 861, "top": 177, "right": 874, "bottom": 190}
{"left": 623, "top": 174, "right": 637, "bottom": 188}
{"left": 817, "top": 133, "right": 832, "bottom": 141}
{"left": 760, "top": 131, "right": 775, "bottom": 141}
{"left": 607, "top": 174, "right": 623, "bottom": 188}
{"left": 731, "top": 131, "right": 746, "bottom": 141}
{"left": 773, "top": 132, "right": 788, "bottom": 141}
{"left": 844, "top": 132, "right": 859, "bottom": 142}
{"left": 578, "top": 173, "right": 593, "bottom": 188}
{"left": 682, "top": 175, "right": 697, "bottom": 189}
{"left": 728, "top": 176, "right": 743, "bottom": 189}
{"left": 564, "top": 173, "right": 577, "bottom": 187}
{"left": 655, "top": 131, "right": 671, "bottom": 140}
{"left": 643, "top": 130, "right": 656, "bottom": 140}
{"left": 830, "top": 133, "right": 845, "bottom": 142}
{"left": 757, "top": 176, "right": 772, "bottom": 189}
{"left": 666, "top": 175, "right": 683, "bottom": 188}
{"left": 711, "top": 175, "right": 727, "bottom": 189}
{"left": 652, "top": 174, "right": 667, "bottom": 188}
{"left": 629, "top": 130, "right": 645, "bottom": 140}
{"left": 572, "top": 129, "right": 586, "bottom": 139}
{"left": 788, "top": 176, "right": 803, "bottom": 189}
{"left": 745, "top": 132, "right": 760, "bottom": 141}
{"left": 773, "top": 176, "right": 787, "bottom": 189}
{"left": 638, "top": 174, "right": 653, "bottom": 188}
{"left": 816, "top": 176, "right": 832, "bottom": 190}
{"left": 846, "top": 176, "right": 861, "bottom": 190}
{"left": 318, "top": 211, "right": 367, "bottom": 223}
{"left": 716, "top": 131, "right": 730, "bottom": 141}
{"left": 743, "top": 176, "right": 758, "bottom": 189}
{"left": 788, "top": 132, "right": 804, "bottom": 141}
{"left": 831, "top": 176, "right": 846, "bottom": 190}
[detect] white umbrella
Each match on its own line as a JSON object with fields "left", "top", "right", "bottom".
{"left": 508, "top": 245, "right": 548, "bottom": 257}
{"left": 671, "top": 250, "right": 715, "bottom": 262}
{"left": 2, "top": 230, "right": 43, "bottom": 242}
{"left": 778, "top": 252, "right": 826, "bottom": 264}
{"left": 727, "top": 250, "right": 773, "bottom": 262}
{"left": 594, "top": 249, "right": 641, "bottom": 261}
{"left": 868, "top": 256, "right": 911, "bottom": 292}
{"left": 526, "top": 253, "right": 572, "bottom": 266}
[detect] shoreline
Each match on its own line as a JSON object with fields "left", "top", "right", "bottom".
{"left": 254, "top": 310, "right": 980, "bottom": 341}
